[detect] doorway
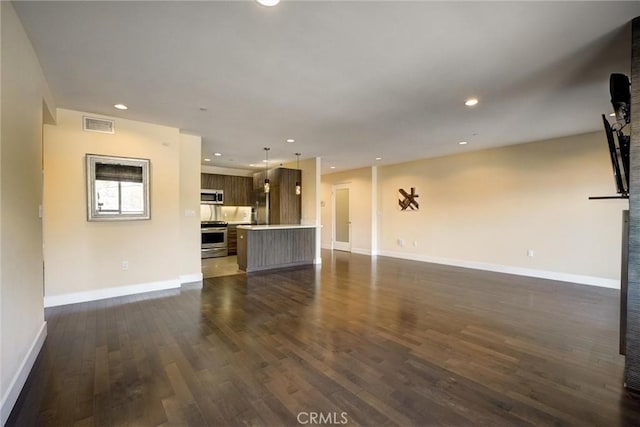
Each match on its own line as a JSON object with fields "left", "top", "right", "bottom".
{"left": 333, "top": 184, "right": 351, "bottom": 252}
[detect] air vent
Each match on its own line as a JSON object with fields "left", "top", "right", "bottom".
{"left": 83, "top": 116, "right": 115, "bottom": 134}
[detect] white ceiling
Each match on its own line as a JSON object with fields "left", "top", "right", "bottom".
{"left": 13, "top": 1, "right": 640, "bottom": 174}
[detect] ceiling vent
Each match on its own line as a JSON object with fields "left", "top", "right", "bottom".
{"left": 83, "top": 116, "right": 115, "bottom": 134}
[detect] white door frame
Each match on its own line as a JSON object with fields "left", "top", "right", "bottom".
{"left": 332, "top": 183, "right": 351, "bottom": 252}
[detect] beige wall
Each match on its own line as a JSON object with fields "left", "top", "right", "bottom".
{"left": 1, "top": 1, "right": 4, "bottom": 414}
{"left": 1, "top": 1, "right": 3, "bottom": 412}
{"left": 43, "top": 109, "right": 194, "bottom": 303}
{"left": 1, "top": 1, "right": 55, "bottom": 422}
{"left": 179, "top": 133, "right": 202, "bottom": 281}
{"left": 299, "top": 158, "right": 320, "bottom": 227}
{"left": 321, "top": 167, "right": 374, "bottom": 254}
{"left": 378, "top": 132, "right": 627, "bottom": 285}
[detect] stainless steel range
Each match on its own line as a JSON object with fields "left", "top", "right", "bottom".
{"left": 201, "top": 221, "right": 228, "bottom": 258}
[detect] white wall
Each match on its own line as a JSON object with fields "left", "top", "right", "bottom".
{"left": 0, "top": 1, "right": 55, "bottom": 422}
{"left": 43, "top": 109, "right": 199, "bottom": 306}
{"left": 377, "top": 132, "right": 627, "bottom": 287}
{"left": 180, "top": 133, "right": 203, "bottom": 283}
{"left": 321, "top": 167, "right": 374, "bottom": 255}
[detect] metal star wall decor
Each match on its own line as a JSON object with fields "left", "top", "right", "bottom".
{"left": 399, "top": 187, "right": 419, "bottom": 211}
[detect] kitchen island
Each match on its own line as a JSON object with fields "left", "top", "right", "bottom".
{"left": 237, "top": 224, "right": 317, "bottom": 272}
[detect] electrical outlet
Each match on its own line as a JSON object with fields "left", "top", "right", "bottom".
{"left": 122, "top": 261, "right": 129, "bottom": 271}
{"left": 527, "top": 249, "right": 535, "bottom": 257}
{"left": 398, "top": 239, "right": 405, "bottom": 247}
{"left": 413, "top": 241, "right": 418, "bottom": 247}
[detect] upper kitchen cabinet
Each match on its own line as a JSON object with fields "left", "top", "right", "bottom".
{"left": 201, "top": 173, "right": 224, "bottom": 190}
{"left": 201, "top": 173, "right": 252, "bottom": 206}
{"left": 224, "top": 175, "right": 252, "bottom": 206}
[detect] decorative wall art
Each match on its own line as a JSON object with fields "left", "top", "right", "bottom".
{"left": 399, "top": 187, "right": 419, "bottom": 211}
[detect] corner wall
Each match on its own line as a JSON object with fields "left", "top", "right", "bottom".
{"left": 43, "top": 109, "right": 189, "bottom": 306}
{"left": 1, "top": 1, "right": 55, "bottom": 422}
{"left": 179, "top": 133, "right": 202, "bottom": 283}
{"left": 300, "top": 158, "right": 322, "bottom": 263}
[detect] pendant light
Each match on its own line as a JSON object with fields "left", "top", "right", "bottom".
{"left": 263, "top": 147, "right": 270, "bottom": 194}
{"left": 295, "top": 153, "right": 301, "bottom": 196}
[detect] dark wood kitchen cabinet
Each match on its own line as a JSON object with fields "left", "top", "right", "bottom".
{"left": 253, "top": 168, "right": 301, "bottom": 224}
{"left": 201, "top": 173, "right": 224, "bottom": 190}
{"left": 227, "top": 224, "right": 238, "bottom": 255}
{"left": 224, "top": 175, "right": 252, "bottom": 206}
{"left": 237, "top": 226, "right": 315, "bottom": 272}
{"left": 201, "top": 173, "right": 252, "bottom": 206}
{"left": 226, "top": 222, "right": 251, "bottom": 256}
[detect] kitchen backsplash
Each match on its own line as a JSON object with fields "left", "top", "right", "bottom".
{"left": 221, "top": 206, "right": 252, "bottom": 223}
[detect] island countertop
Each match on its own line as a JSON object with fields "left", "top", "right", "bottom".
{"left": 237, "top": 225, "right": 317, "bottom": 272}
{"left": 238, "top": 224, "right": 319, "bottom": 231}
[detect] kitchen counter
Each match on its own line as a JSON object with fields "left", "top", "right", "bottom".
{"left": 237, "top": 224, "right": 317, "bottom": 230}
{"left": 237, "top": 225, "right": 318, "bottom": 272}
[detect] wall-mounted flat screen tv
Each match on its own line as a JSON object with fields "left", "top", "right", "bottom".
{"left": 602, "top": 114, "right": 629, "bottom": 197}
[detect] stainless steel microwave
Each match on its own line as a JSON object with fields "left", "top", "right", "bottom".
{"left": 201, "top": 189, "right": 224, "bottom": 204}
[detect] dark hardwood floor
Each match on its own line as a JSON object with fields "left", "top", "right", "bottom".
{"left": 8, "top": 250, "right": 640, "bottom": 426}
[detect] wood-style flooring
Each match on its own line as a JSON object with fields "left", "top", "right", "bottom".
{"left": 8, "top": 250, "right": 640, "bottom": 426}
{"left": 201, "top": 255, "right": 243, "bottom": 279}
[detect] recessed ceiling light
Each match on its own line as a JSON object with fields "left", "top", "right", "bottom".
{"left": 204, "top": 158, "right": 211, "bottom": 162}
{"left": 375, "top": 157, "right": 382, "bottom": 161}
{"left": 214, "top": 152, "right": 222, "bottom": 156}
{"left": 464, "top": 98, "right": 479, "bottom": 107}
{"left": 458, "top": 141, "right": 468, "bottom": 145}
{"left": 114, "top": 103, "right": 128, "bottom": 110}
{"left": 286, "top": 139, "right": 295, "bottom": 143}
{"left": 330, "top": 166, "right": 336, "bottom": 169}
{"left": 609, "top": 113, "right": 616, "bottom": 117}
{"left": 256, "top": 0, "right": 280, "bottom": 6}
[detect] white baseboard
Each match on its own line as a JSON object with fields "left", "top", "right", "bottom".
{"left": 377, "top": 250, "right": 619, "bottom": 289}
{"left": 351, "top": 247, "right": 372, "bottom": 256}
{"left": 323, "top": 246, "right": 373, "bottom": 256}
{"left": 180, "top": 273, "right": 203, "bottom": 290}
{"left": 1, "top": 322, "right": 47, "bottom": 425}
{"left": 44, "top": 279, "right": 181, "bottom": 308}
{"left": 180, "top": 273, "right": 203, "bottom": 284}
{"left": 314, "top": 256, "right": 323, "bottom": 265}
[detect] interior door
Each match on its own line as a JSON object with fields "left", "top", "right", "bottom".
{"left": 333, "top": 185, "right": 351, "bottom": 252}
